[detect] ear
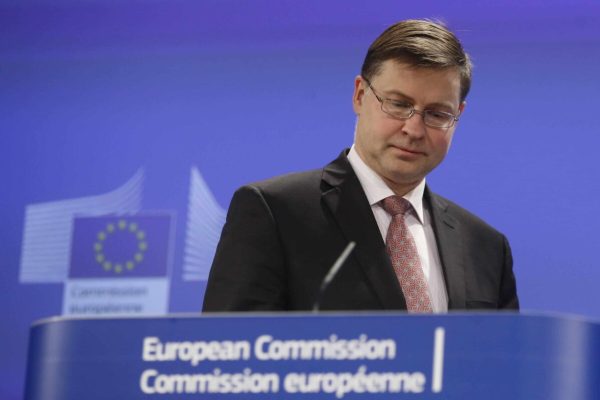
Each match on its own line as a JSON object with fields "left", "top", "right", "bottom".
{"left": 458, "top": 101, "right": 466, "bottom": 115}
{"left": 352, "top": 75, "right": 366, "bottom": 115}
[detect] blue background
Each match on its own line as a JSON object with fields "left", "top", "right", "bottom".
{"left": 2, "top": 0, "right": 600, "bottom": 398}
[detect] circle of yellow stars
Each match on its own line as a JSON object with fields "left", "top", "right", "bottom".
{"left": 94, "top": 220, "right": 147, "bottom": 274}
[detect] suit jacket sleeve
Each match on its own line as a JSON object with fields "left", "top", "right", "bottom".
{"left": 202, "top": 185, "right": 287, "bottom": 311}
{"left": 499, "top": 235, "right": 519, "bottom": 309}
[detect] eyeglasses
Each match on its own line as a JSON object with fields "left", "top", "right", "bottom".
{"left": 363, "top": 77, "right": 460, "bottom": 129}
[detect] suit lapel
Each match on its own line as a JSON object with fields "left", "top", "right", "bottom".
{"left": 427, "top": 190, "right": 466, "bottom": 309}
{"left": 321, "top": 151, "right": 407, "bottom": 310}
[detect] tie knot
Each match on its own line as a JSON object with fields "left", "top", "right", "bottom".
{"left": 381, "top": 196, "right": 412, "bottom": 216}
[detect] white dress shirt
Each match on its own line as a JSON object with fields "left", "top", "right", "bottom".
{"left": 347, "top": 145, "right": 449, "bottom": 312}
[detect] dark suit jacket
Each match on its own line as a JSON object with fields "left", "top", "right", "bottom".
{"left": 203, "top": 151, "right": 519, "bottom": 312}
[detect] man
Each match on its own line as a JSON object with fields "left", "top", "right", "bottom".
{"left": 203, "top": 19, "right": 518, "bottom": 312}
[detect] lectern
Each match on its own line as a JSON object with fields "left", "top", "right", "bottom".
{"left": 25, "top": 313, "right": 600, "bottom": 399}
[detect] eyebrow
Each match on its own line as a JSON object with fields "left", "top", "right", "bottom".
{"left": 381, "top": 89, "right": 456, "bottom": 112}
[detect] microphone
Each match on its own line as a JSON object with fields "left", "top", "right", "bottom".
{"left": 312, "top": 241, "right": 356, "bottom": 312}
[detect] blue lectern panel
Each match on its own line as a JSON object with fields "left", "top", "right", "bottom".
{"left": 25, "top": 313, "right": 600, "bottom": 399}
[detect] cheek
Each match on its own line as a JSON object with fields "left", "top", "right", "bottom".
{"left": 370, "top": 118, "right": 400, "bottom": 139}
{"left": 446, "top": 133, "right": 454, "bottom": 150}
{"left": 430, "top": 133, "right": 453, "bottom": 155}
{"left": 357, "top": 115, "right": 401, "bottom": 148}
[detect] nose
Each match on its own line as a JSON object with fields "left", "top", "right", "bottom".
{"left": 401, "top": 109, "right": 427, "bottom": 139}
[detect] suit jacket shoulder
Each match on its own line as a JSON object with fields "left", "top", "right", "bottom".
{"left": 429, "top": 191, "right": 506, "bottom": 238}
{"left": 245, "top": 169, "right": 324, "bottom": 216}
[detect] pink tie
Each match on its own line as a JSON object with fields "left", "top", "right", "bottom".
{"left": 381, "top": 196, "right": 433, "bottom": 313}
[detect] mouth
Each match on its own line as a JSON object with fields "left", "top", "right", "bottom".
{"left": 389, "top": 144, "right": 425, "bottom": 156}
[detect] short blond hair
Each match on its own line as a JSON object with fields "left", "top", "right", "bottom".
{"left": 361, "top": 19, "right": 472, "bottom": 102}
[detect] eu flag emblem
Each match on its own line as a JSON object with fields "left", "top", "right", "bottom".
{"left": 69, "top": 214, "right": 173, "bottom": 278}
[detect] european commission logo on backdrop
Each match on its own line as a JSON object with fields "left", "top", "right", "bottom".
{"left": 63, "top": 214, "right": 173, "bottom": 315}
{"left": 19, "top": 168, "right": 226, "bottom": 316}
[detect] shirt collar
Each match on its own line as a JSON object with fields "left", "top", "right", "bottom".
{"left": 347, "top": 145, "right": 426, "bottom": 223}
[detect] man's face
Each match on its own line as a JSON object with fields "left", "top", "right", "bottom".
{"left": 353, "top": 60, "right": 465, "bottom": 194}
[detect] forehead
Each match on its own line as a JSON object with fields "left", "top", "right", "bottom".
{"left": 372, "top": 60, "right": 462, "bottom": 107}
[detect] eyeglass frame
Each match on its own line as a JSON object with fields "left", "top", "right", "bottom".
{"left": 362, "top": 76, "right": 460, "bottom": 129}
